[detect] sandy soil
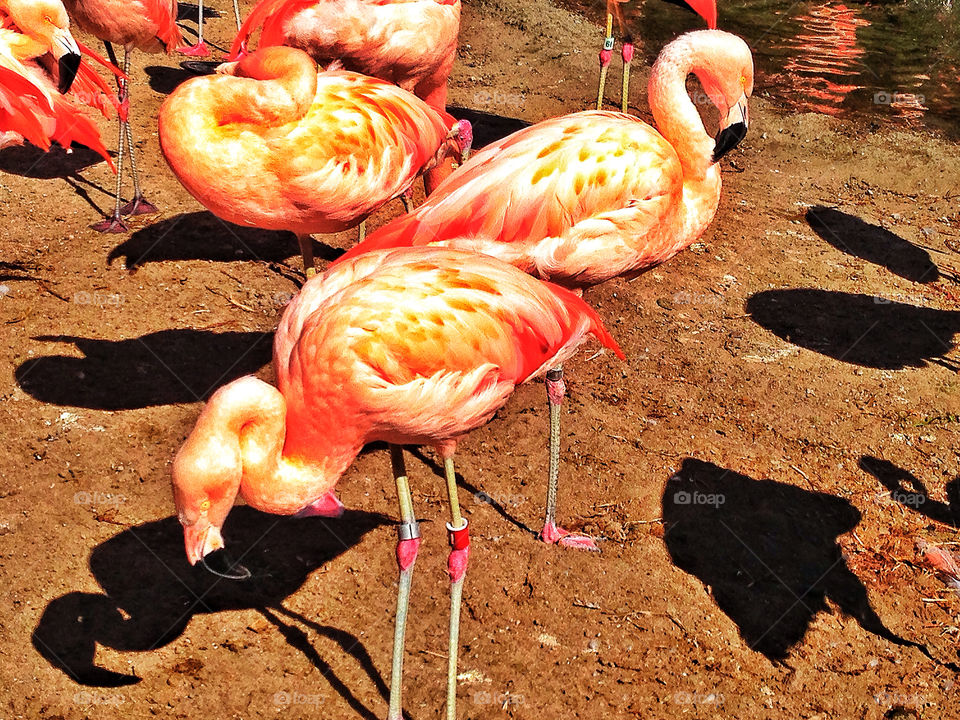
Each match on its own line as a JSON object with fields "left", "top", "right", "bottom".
{"left": 3, "top": 1, "right": 960, "bottom": 718}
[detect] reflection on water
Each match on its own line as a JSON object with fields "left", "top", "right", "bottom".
{"left": 557, "top": 0, "right": 960, "bottom": 134}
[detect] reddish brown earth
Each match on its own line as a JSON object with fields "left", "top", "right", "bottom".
{"left": 2, "top": 1, "right": 960, "bottom": 718}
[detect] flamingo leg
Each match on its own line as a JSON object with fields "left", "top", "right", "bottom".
{"left": 92, "top": 43, "right": 129, "bottom": 233}
{"left": 388, "top": 445, "right": 420, "bottom": 720}
{"left": 118, "top": 61, "right": 159, "bottom": 218}
{"left": 233, "top": 0, "right": 243, "bottom": 30}
{"left": 596, "top": 13, "right": 614, "bottom": 110}
{"left": 542, "top": 365, "right": 599, "bottom": 551}
{"left": 180, "top": 0, "right": 211, "bottom": 56}
{"left": 358, "top": 221, "right": 366, "bottom": 242}
{"left": 296, "top": 234, "right": 316, "bottom": 277}
{"left": 620, "top": 40, "right": 635, "bottom": 114}
{"left": 400, "top": 190, "right": 414, "bottom": 213}
{"left": 443, "top": 454, "right": 469, "bottom": 720}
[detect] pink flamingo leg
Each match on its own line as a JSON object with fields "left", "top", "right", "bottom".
{"left": 596, "top": 13, "right": 615, "bottom": 110}
{"left": 541, "top": 366, "right": 599, "bottom": 551}
{"left": 388, "top": 446, "right": 420, "bottom": 720}
{"left": 442, "top": 455, "right": 468, "bottom": 720}
{"left": 179, "top": 0, "right": 211, "bottom": 57}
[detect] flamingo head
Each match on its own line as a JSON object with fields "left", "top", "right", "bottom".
{"left": 171, "top": 424, "right": 243, "bottom": 568}
{"left": 5, "top": 0, "right": 81, "bottom": 93}
{"left": 684, "top": 30, "right": 754, "bottom": 163}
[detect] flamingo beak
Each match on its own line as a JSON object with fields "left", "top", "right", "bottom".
{"left": 52, "top": 29, "right": 82, "bottom": 94}
{"left": 183, "top": 520, "right": 224, "bottom": 566}
{"left": 712, "top": 94, "right": 749, "bottom": 163}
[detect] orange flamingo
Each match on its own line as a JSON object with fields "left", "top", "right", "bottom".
{"left": 228, "top": 0, "right": 460, "bottom": 192}
{"left": 597, "top": 0, "right": 717, "bottom": 113}
{"left": 338, "top": 29, "right": 754, "bottom": 549}
{"left": 158, "top": 46, "right": 472, "bottom": 276}
{"left": 180, "top": 0, "right": 243, "bottom": 57}
{"left": 0, "top": 0, "right": 122, "bottom": 166}
{"left": 63, "top": 0, "right": 182, "bottom": 231}
{"left": 171, "top": 246, "right": 624, "bottom": 720}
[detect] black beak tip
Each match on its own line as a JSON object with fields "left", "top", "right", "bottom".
{"left": 199, "top": 549, "right": 252, "bottom": 581}
{"left": 712, "top": 121, "right": 748, "bottom": 164}
{"left": 57, "top": 52, "right": 82, "bottom": 94}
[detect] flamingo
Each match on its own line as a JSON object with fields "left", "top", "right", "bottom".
{"left": 171, "top": 246, "right": 624, "bottom": 720}
{"left": 227, "top": 0, "right": 461, "bottom": 193}
{"left": 180, "top": 0, "right": 244, "bottom": 57}
{"left": 0, "top": 0, "right": 122, "bottom": 166}
{"left": 336, "top": 29, "right": 754, "bottom": 549}
{"left": 158, "top": 46, "right": 472, "bottom": 276}
{"left": 63, "top": 0, "right": 182, "bottom": 232}
{"left": 597, "top": 0, "right": 717, "bottom": 113}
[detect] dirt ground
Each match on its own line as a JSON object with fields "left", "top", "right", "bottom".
{"left": 3, "top": 0, "right": 960, "bottom": 718}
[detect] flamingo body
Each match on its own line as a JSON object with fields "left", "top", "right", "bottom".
{"left": 63, "top": 0, "right": 180, "bottom": 53}
{"left": 231, "top": 0, "right": 460, "bottom": 112}
{"left": 172, "top": 246, "right": 622, "bottom": 547}
{"left": 159, "top": 47, "right": 465, "bottom": 237}
{"left": 339, "top": 30, "right": 753, "bottom": 289}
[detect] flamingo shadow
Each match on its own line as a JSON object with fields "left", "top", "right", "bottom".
{"left": 860, "top": 456, "right": 960, "bottom": 528}
{"left": 0, "top": 143, "right": 108, "bottom": 179}
{"left": 144, "top": 65, "right": 197, "bottom": 95}
{"left": 177, "top": 2, "right": 222, "bottom": 21}
{"left": 32, "top": 508, "right": 393, "bottom": 719}
{"left": 806, "top": 206, "right": 944, "bottom": 283}
{"left": 446, "top": 106, "right": 530, "bottom": 149}
{"left": 745, "top": 289, "right": 960, "bottom": 370}
{"left": 15, "top": 329, "right": 272, "bottom": 410}
{"left": 662, "top": 458, "right": 930, "bottom": 662}
{"left": 107, "top": 211, "right": 342, "bottom": 270}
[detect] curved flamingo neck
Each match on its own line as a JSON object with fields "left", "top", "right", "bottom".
{"left": 215, "top": 47, "right": 317, "bottom": 127}
{"left": 197, "top": 377, "right": 346, "bottom": 515}
{"left": 648, "top": 36, "right": 718, "bottom": 181}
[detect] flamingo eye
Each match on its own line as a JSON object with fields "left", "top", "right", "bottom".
{"left": 200, "top": 499, "right": 211, "bottom": 511}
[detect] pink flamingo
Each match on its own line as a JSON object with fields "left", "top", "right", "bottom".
{"left": 227, "top": 0, "right": 461, "bottom": 192}
{"left": 63, "top": 0, "right": 182, "bottom": 231}
{"left": 597, "top": 0, "right": 717, "bottom": 112}
{"left": 180, "top": 0, "right": 244, "bottom": 57}
{"left": 158, "top": 46, "right": 471, "bottom": 276}
{"left": 337, "top": 29, "right": 754, "bottom": 549}
{"left": 172, "top": 246, "right": 624, "bottom": 720}
{"left": 0, "top": 0, "right": 122, "bottom": 165}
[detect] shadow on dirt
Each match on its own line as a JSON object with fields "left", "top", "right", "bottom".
{"left": 105, "top": 211, "right": 328, "bottom": 270}
{"left": 860, "top": 455, "right": 960, "bottom": 527}
{"left": 807, "top": 206, "right": 943, "bottom": 283}
{"left": 0, "top": 143, "right": 108, "bottom": 179}
{"left": 32, "top": 508, "right": 393, "bottom": 718}
{"left": 15, "top": 329, "right": 272, "bottom": 410}
{"left": 446, "top": 106, "right": 531, "bottom": 149}
{"left": 661, "top": 458, "right": 928, "bottom": 662}
{"left": 745, "top": 289, "right": 960, "bottom": 370}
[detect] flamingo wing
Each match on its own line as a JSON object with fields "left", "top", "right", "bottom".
{"left": 276, "top": 248, "right": 622, "bottom": 442}
{"left": 339, "top": 111, "right": 683, "bottom": 282}
{"left": 0, "top": 64, "right": 52, "bottom": 149}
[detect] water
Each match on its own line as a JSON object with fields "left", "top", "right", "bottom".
{"left": 561, "top": 0, "right": 960, "bottom": 135}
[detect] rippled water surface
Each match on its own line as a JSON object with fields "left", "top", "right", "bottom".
{"left": 559, "top": 0, "right": 960, "bottom": 134}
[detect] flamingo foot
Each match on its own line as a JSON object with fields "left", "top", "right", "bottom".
{"left": 119, "top": 195, "right": 159, "bottom": 217}
{"left": 294, "top": 491, "right": 345, "bottom": 519}
{"left": 91, "top": 215, "right": 129, "bottom": 233}
{"left": 541, "top": 521, "right": 599, "bottom": 551}
{"left": 179, "top": 42, "right": 211, "bottom": 57}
